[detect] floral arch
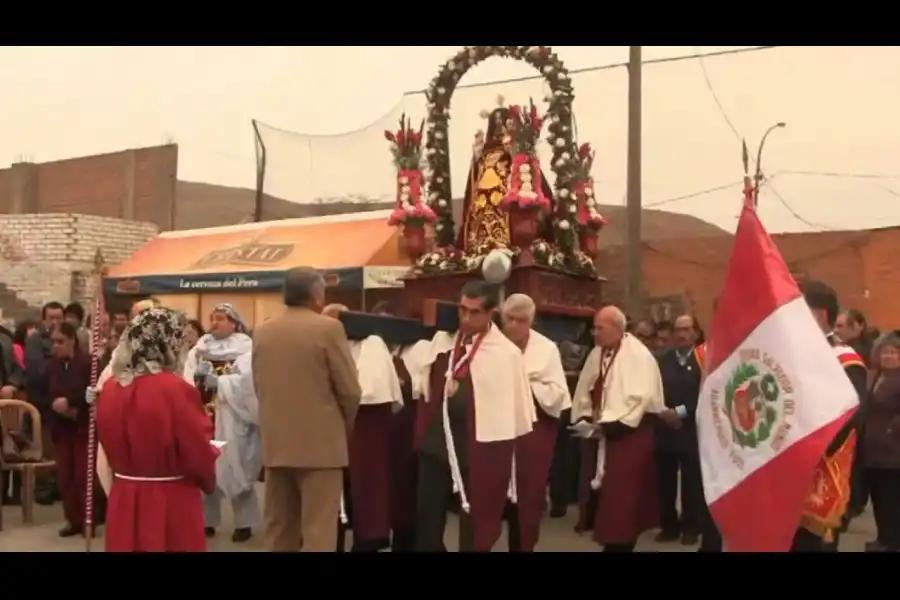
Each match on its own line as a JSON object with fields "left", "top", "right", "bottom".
{"left": 384, "top": 45, "right": 606, "bottom": 274}
{"left": 424, "top": 45, "right": 581, "bottom": 247}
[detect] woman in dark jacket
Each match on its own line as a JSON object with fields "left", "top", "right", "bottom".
{"left": 863, "top": 331, "right": 900, "bottom": 552}
{"left": 47, "top": 322, "right": 93, "bottom": 537}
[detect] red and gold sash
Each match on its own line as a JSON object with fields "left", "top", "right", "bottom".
{"left": 800, "top": 431, "right": 856, "bottom": 541}
{"left": 799, "top": 343, "right": 863, "bottom": 541}
{"left": 694, "top": 343, "right": 707, "bottom": 375}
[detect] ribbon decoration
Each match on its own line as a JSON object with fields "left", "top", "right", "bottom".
{"left": 84, "top": 249, "right": 106, "bottom": 552}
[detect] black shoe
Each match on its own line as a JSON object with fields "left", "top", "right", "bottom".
{"left": 58, "top": 524, "right": 83, "bottom": 538}
{"left": 681, "top": 532, "right": 700, "bottom": 546}
{"left": 654, "top": 530, "right": 680, "bottom": 543}
{"left": 549, "top": 506, "right": 568, "bottom": 519}
{"left": 231, "top": 527, "right": 252, "bottom": 543}
{"left": 205, "top": 527, "right": 216, "bottom": 538}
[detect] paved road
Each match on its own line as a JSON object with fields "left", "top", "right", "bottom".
{"left": 0, "top": 484, "right": 877, "bottom": 552}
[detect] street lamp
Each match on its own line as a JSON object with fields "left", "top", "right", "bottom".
{"left": 742, "top": 122, "right": 786, "bottom": 207}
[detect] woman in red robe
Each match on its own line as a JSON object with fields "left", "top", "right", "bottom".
{"left": 47, "top": 322, "right": 93, "bottom": 537}
{"left": 97, "top": 307, "right": 220, "bottom": 552}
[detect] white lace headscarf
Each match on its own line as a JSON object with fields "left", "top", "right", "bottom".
{"left": 111, "top": 307, "right": 189, "bottom": 386}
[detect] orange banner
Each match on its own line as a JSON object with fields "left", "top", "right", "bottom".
{"left": 109, "top": 216, "right": 403, "bottom": 279}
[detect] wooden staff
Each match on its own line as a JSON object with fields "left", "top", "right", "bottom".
{"left": 84, "top": 249, "right": 106, "bottom": 552}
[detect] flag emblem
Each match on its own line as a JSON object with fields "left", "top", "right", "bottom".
{"left": 714, "top": 350, "right": 794, "bottom": 457}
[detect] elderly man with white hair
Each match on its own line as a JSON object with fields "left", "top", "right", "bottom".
{"left": 572, "top": 305, "right": 665, "bottom": 552}
{"left": 500, "top": 293, "right": 571, "bottom": 552}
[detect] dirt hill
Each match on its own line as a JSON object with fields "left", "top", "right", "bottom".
{"left": 174, "top": 180, "right": 729, "bottom": 245}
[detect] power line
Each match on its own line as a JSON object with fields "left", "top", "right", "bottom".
{"left": 406, "top": 46, "right": 780, "bottom": 95}
{"left": 694, "top": 47, "right": 833, "bottom": 231}
{"left": 779, "top": 169, "right": 900, "bottom": 180}
{"left": 645, "top": 180, "right": 745, "bottom": 208}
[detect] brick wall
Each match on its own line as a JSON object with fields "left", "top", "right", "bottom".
{"left": 598, "top": 227, "right": 900, "bottom": 331}
{"left": 0, "top": 214, "right": 157, "bottom": 322}
{"left": 0, "top": 145, "right": 178, "bottom": 231}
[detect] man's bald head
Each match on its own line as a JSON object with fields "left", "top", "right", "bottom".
{"left": 322, "top": 304, "right": 349, "bottom": 319}
{"left": 593, "top": 306, "right": 627, "bottom": 349}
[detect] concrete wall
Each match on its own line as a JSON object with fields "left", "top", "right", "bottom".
{"left": 0, "top": 213, "right": 157, "bottom": 310}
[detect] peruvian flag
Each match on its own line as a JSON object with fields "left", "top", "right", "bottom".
{"left": 696, "top": 190, "right": 859, "bottom": 552}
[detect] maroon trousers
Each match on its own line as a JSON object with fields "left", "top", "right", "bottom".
{"left": 513, "top": 409, "right": 559, "bottom": 551}
{"left": 348, "top": 403, "right": 393, "bottom": 543}
{"left": 390, "top": 400, "right": 418, "bottom": 536}
{"left": 576, "top": 417, "right": 660, "bottom": 546}
{"left": 52, "top": 424, "right": 89, "bottom": 528}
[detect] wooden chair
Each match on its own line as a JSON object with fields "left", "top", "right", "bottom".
{"left": 0, "top": 399, "right": 57, "bottom": 530}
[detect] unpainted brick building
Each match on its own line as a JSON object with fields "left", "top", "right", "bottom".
{"left": 600, "top": 227, "right": 900, "bottom": 331}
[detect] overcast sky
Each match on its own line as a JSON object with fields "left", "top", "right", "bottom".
{"left": 2, "top": 45, "right": 899, "bottom": 233}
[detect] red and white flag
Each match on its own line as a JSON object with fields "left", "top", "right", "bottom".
{"left": 696, "top": 197, "right": 859, "bottom": 552}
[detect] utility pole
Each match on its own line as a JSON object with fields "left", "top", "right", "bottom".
{"left": 625, "top": 46, "right": 643, "bottom": 317}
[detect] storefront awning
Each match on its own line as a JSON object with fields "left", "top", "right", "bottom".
{"left": 106, "top": 211, "right": 410, "bottom": 294}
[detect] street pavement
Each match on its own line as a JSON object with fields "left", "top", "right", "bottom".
{"left": 0, "top": 483, "right": 877, "bottom": 552}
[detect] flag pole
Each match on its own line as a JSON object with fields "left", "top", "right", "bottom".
{"left": 84, "top": 249, "right": 106, "bottom": 552}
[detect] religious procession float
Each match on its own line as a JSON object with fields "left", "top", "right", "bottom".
{"left": 384, "top": 45, "right": 606, "bottom": 345}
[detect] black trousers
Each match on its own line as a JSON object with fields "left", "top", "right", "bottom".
{"left": 868, "top": 467, "right": 900, "bottom": 549}
{"left": 656, "top": 446, "right": 704, "bottom": 535}
{"left": 849, "top": 450, "right": 870, "bottom": 513}
{"left": 791, "top": 527, "right": 839, "bottom": 552}
{"left": 548, "top": 409, "right": 580, "bottom": 510}
{"left": 415, "top": 452, "right": 474, "bottom": 552}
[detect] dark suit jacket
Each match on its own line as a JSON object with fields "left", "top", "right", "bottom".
{"left": 655, "top": 347, "right": 702, "bottom": 453}
{"left": 0, "top": 333, "right": 24, "bottom": 390}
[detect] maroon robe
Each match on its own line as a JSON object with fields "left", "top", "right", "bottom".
{"left": 415, "top": 352, "right": 516, "bottom": 551}
{"left": 348, "top": 402, "right": 393, "bottom": 544}
{"left": 514, "top": 402, "right": 558, "bottom": 551}
{"left": 47, "top": 353, "right": 94, "bottom": 529}
{"left": 390, "top": 356, "right": 417, "bottom": 536}
{"left": 576, "top": 376, "right": 660, "bottom": 545}
{"left": 98, "top": 372, "right": 217, "bottom": 552}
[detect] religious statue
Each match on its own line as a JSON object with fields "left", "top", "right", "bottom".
{"left": 456, "top": 102, "right": 556, "bottom": 255}
{"left": 456, "top": 106, "right": 514, "bottom": 253}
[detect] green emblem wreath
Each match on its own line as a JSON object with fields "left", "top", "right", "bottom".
{"left": 723, "top": 362, "right": 780, "bottom": 449}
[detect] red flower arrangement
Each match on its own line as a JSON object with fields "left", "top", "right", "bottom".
{"left": 384, "top": 114, "right": 425, "bottom": 170}
{"left": 500, "top": 98, "right": 551, "bottom": 213}
{"left": 388, "top": 202, "right": 437, "bottom": 228}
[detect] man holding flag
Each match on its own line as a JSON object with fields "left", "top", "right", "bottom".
{"left": 696, "top": 191, "right": 862, "bottom": 552}
{"left": 792, "top": 281, "right": 867, "bottom": 551}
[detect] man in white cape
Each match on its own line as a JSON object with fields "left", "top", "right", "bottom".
{"left": 183, "top": 303, "right": 258, "bottom": 543}
{"left": 325, "top": 304, "right": 403, "bottom": 552}
{"left": 571, "top": 305, "right": 665, "bottom": 552}
{"left": 413, "top": 282, "right": 535, "bottom": 552}
{"left": 500, "top": 293, "right": 571, "bottom": 552}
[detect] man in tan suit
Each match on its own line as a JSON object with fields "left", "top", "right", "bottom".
{"left": 252, "top": 267, "right": 361, "bottom": 552}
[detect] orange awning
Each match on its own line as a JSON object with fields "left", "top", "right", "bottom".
{"left": 106, "top": 211, "right": 408, "bottom": 294}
